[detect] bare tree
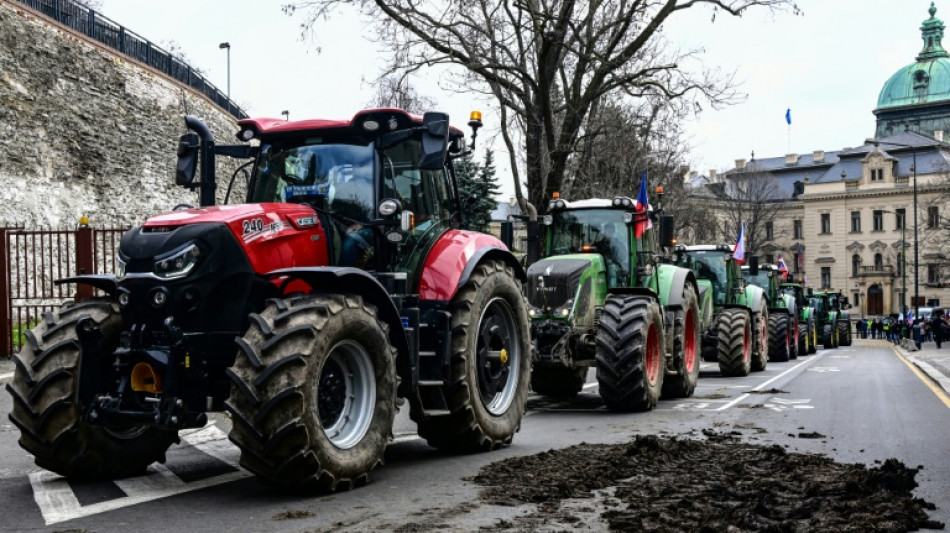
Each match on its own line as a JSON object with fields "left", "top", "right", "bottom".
{"left": 366, "top": 73, "right": 438, "bottom": 114}
{"left": 283, "top": 0, "right": 800, "bottom": 214}
{"left": 713, "top": 171, "right": 788, "bottom": 257}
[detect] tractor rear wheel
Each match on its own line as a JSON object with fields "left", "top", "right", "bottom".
{"left": 595, "top": 295, "right": 665, "bottom": 411}
{"left": 6, "top": 298, "right": 178, "bottom": 479}
{"left": 798, "top": 320, "right": 810, "bottom": 355}
{"left": 662, "top": 284, "right": 700, "bottom": 399}
{"left": 823, "top": 322, "right": 837, "bottom": 349}
{"left": 717, "top": 308, "right": 751, "bottom": 377}
{"left": 531, "top": 365, "right": 588, "bottom": 398}
{"left": 414, "top": 260, "right": 530, "bottom": 452}
{"left": 808, "top": 319, "right": 818, "bottom": 354}
{"left": 751, "top": 307, "right": 769, "bottom": 372}
{"left": 226, "top": 294, "right": 397, "bottom": 491}
{"left": 768, "top": 313, "right": 791, "bottom": 362}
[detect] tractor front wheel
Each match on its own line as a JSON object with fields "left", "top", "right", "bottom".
{"left": 414, "top": 260, "right": 530, "bottom": 452}
{"left": 717, "top": 309, "right": 751, "bottom": 377}
{"left": 6, "top": 298, "right": 178, "bottom": 480}
{"left": 838, "top": 321, "right": 853, "bottom": 346}
{"left": 226, "top": 294, "right": 397, "bottom": 491}
{"left": 596, "top": 295, "right": 665, "bottom": 411}
{"left": 662, "top": 284, "right": 700, "bottom": 399}
{"left": 768, "top": 313, "right": 791, "bottom": 362}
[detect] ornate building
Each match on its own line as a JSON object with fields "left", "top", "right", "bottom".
{"left": 710, "top": 2, "right": 950, "bottom": 319}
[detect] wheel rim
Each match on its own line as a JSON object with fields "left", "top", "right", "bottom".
{"left": 646, "top": 322, "right": 661, "bottom": 385}
{"left": 318, "top": 340, "right": 376, "bottom": 450}
{"left": 684, "top": 307, "right": 697, "bottom": 373}
{"left": 476, "top": 297, "right": 520, "bottom": 416}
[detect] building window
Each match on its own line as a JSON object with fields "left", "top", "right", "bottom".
{"left": 793, "top": 219, "right": 803, "bottom": 239}
{"left": 870, "top": 169, "right": 881, "bottom": 181}
{"left": 765, "top": 222, "right": 773, "bottom": 241}
{"left": 928, "top": 264, "right": 941, "bottom": 284}
{"left": 852, "top": 254, "right": 860, "bottom": 277}
{"left": 896, "top": 208, "right": 906, "bottom": 230}
{"left": 820, "top": 213, "right": 831, "bottom": 234}
{"left": 850, "top": 211, "right": 861, "bottom": 232}
{"left": 928, "top": 206, "right": 940, "bottom": 228}
{"left": 820, "top": 267, "right": 831, "bottom": 289}
{"left": 853, "top": 292, "right": 860, "bottom": 307}
{"left": 873, "top": 210, "right": 884, "bottom": 231}
{"left": 874, "top": 253, "right": 883, "bottom": 268}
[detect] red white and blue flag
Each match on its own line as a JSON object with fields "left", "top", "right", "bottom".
{"left": 733, "top": 223, "right": 746, "bottom": 265}
{"left": 635, "top": 171, "right": 652, "bottom": 238}
{"left": 777, "top": 252, "right": 789, "bottom": 278}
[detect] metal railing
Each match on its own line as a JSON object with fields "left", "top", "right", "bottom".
{"left": 12, "top": 0, "right": 246, "bottom": 119}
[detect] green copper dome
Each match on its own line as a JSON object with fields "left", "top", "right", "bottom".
{"left": 877, "top": 2, "right": 950, "bottom": 109}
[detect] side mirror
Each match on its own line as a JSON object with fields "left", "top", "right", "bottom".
{"left": 500, "top": 221, "right": 514, "bottom": 249}
{"left": 176, "top": 132, "right": 199, "bottom": 186}
{"left": 749, "top": 256, "right": 759, "bottom": 276}
{"left": 658, "top": 215, "right": 675, "bottom": 247}
{"left": 419, "top": 112, "right": 449, "bottom": 170}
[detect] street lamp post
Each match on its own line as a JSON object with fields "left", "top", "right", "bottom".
{"left": 882, "top": 209, "right": 907, "bottom": 319}
{"left": 219, "top": 42, "right": 231, "bottom": 99}
{"left": 281, "top": 110, "right": 289, "bottom": 121}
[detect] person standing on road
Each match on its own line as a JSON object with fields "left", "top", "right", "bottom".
{"left": 931, "top": 311, "right": 947, "bottom": 349}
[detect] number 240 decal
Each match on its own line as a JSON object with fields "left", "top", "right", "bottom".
{"left": 242, "top": 218, "right": 265, "bottom": 235}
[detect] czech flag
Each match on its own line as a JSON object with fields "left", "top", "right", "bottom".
{"left": 733, "top": 223, "right": 746, "bottom": 265}
{"left": 777, "top": 253, "right": 789, "bottom": 279}
{"left": 635, "top": 171, "right": 652, "bottom": 238}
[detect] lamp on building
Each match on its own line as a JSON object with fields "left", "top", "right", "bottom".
{"left": 219, "top": 42, "right": 231, "bottom": 100}
{"left": 869, "top": 136, "right": 919, "bottom": 320}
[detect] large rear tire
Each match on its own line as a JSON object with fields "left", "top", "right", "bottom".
{"left": 838, "top": 321, "right": 852, "bottom": 346}
{"left": 6, "top": 299, "right": 178, "bottom": 479}
{"left": 226, "top": 294, "right": 397, "bottom": 491}
{"left": 751, "top": 307, "right": 769, "bottom": 372}
{"left": 414, "top": 260, "right": 530, "bottom": 452}
{"left": 808, "top": 318, "right": 818, "bottom": 354}
{"left": 717, "top": 308, "right": 751, "bottom": 377}
{"left": 662, "top": 284, "right": 700, "bottom": 399}
{"left": 823, "top": 322, "right": 837, "bottom": 349}
{"left": 531, "top": 365, "right": 588, "bottom": 399}
{"left": 596, "top": 295, "right": 665, "bottom": 411}
{"left": 798, "top": 319, "right": 810, "bottom": 355}
{"left": 768, "top": 313, "right": 791, "bottom": 362}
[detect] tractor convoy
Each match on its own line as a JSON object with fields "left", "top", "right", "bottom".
{"left": 7, "top": 109, "right": 532, "bottom": 491}
{"left": 7, "top": 106, "right": 845, "bottom": 494}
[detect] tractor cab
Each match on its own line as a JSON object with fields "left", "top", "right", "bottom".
{"left": 673, "top": 245, "right": 738, "bottom": 306}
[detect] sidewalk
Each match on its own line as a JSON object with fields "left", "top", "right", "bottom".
{"left": 889, "top": 337, "right": 950, "bottom": 395}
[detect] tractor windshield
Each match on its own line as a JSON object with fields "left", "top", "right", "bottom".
{"left": 548, "top": 208, "right": 630, "bottom": 287}
{"left": 743, "top": 270, "right": 772, "bottom": 290}
{"left": 677, "top": 251, "right": 730, "bottom": 305}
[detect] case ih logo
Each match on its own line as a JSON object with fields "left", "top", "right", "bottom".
{"left": 296, "top": 216, "right": 317, "bottom": 227}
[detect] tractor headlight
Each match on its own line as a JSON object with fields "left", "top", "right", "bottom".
{"left": 528, "top": 307, "right": 541, "bottom": 318}
{"left": 379, "top": 198, "right": 401, "bottom": 216}
{"left": 154, "top": 243, "right": 200, "bottom": 280}
{"left": 116, "top": 256, "right": 127, "bottom": 279}
{"left": 553, "top": 299, "right": 574, "bottom": 318}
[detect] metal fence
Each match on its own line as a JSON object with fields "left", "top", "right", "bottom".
{"left": 12, "top": 0, "right": 246, "bottom": 119}
{"left": 1, "top": 226, "right": 129, "bottom": 357}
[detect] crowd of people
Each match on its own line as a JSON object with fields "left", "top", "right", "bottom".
{"left": 855, "top": 310, "right": 949, "bottom": 349}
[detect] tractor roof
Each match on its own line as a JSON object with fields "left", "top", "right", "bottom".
{"left": 551, "top": 198, "right": 652, "bottom": 210}
{"left": 236, "top": 108, "right": 464, "bottom": 141}
{"left": 683, "top": 244, "right": 733, "bottom": 252}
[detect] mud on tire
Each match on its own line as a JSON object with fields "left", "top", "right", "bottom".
{"left": 531, "top": 365, "right": 588, "bottom": 399}
{"left": 717, "top": 308, "right": 751, "bottom": 377}
{"left": 414, "top": 260, "right": 530, "bottom": 452}
{"left": 662, "top": 284, "right": 700, "bottom": 399}
{"left": 226, "top": 294, "right": 397, "bottom": 491}
{"left": 596, "top": 295, "right": 665, "bottom": 411}
{"left": 6, "top": 298, "right": 178, "bottom": 480}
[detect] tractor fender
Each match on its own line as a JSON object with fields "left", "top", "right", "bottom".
{"left": 744, "top": 285, "right": 767, "bottom": 314}
{"left": 418, "top": 230, "right": 525, "bottom": 302}
{"left": 658, "top": 265, "right": 698, "bottom": 310}
{"left": 264, "top": 266, "right": 410, "bottom": 361}
{"left": 55, "top": 274, "right": 119, "bottom": 296}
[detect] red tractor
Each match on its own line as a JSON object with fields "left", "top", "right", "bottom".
{"left": 7, "top": 109, "right": 531, "bottom": 491}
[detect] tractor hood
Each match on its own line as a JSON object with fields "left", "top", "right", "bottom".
{"left": 143, "top": 203, "right": 318, "bottom": 228}
{"left": 526, "top": 256, "right": 594, "bottom": 309}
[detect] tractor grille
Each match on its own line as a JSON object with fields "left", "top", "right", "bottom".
{"left": 526, "top": 258, "right": 590, "bottom": 309}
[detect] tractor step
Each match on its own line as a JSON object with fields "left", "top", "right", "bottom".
{"left": 418, "top": 379, "right": 445, "bottom": 387}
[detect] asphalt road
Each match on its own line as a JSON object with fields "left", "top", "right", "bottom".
{"left": 0, "top": 340, "right": 947, "bottom": 531}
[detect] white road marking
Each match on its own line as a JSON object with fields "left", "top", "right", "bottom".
{"left": 30, "top": 423, "right": 251, "bottom": 526}
{"left": 807, "top": 366, "right": 841, "bottom": 372}
{"left": 764, "top": 398, "right": 814, "bottom": 412}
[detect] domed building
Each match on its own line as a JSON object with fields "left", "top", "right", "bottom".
{"left": 706, "top": 2, "right": 950, "bottom": 320}
{"left": 876, "top": 2, "right": 950, "bottom": 139}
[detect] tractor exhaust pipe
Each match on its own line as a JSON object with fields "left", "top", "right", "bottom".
{"left": 176, "top": 116, "right": 217, "bottom": 207}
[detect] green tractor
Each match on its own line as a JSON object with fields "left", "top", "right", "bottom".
{"left": 809, "top": 289, "right": 853, "bottom": 348}
{"left": 672, "top": 245, "right": 769, "bottom": 377}
{"left": 524, "top": 195, "right": 701, "bottom": 410}
{"left": 780, "top": 278, "right": 818, "bottom": 355}
{"left": 741, "top": 261, "right": 799, "bottom": 362}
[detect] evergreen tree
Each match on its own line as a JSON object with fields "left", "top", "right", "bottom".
{"left": 456, "top": 151, "right": 500, "bottom": 233}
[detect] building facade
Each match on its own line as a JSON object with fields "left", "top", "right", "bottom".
{"left": 711, "top": 3, "right": 950, "bottom": 319}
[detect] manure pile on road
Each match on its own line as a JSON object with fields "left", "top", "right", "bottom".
{"left": 473, "top": 434, "right": 944, "bottom": 532}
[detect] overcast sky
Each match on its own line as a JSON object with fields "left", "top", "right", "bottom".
{"left": 99, "top": 1, "right": 929, "bottom": 198}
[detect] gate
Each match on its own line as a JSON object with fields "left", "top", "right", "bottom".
{"left": 1, "top": 226, "right": 128, "bottom": 357}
